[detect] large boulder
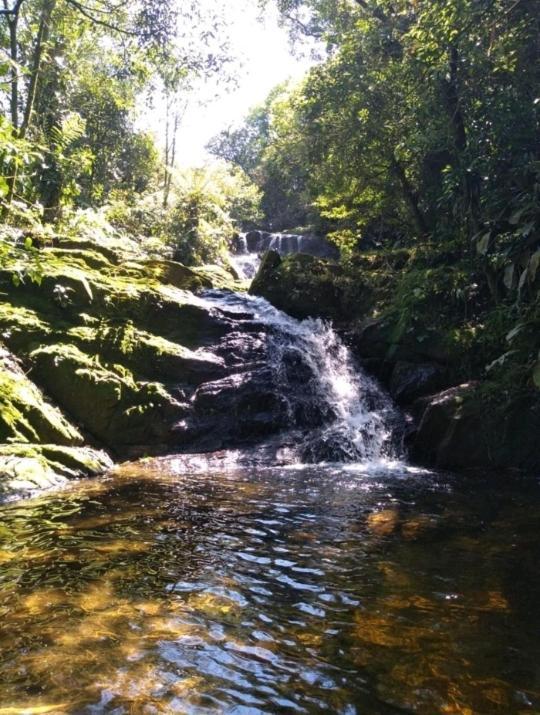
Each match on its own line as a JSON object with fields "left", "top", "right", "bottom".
{"left": 29, "top": 343, "right": 187, "bottom": 452}
{"left": 0, "top": 443, "right": 112, "bottom": 498}
{"left": 411, "top": 383, "right": 540, "bottom": 470}
{"left": 250, "top": 251, "right": 348, "bottom": 320}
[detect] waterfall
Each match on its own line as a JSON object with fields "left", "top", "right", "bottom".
{"left": 197, "top": 291, "right": 403, "bottom": 463}
{"left": 230, "top": 230, "right": 340, "bottom": 279}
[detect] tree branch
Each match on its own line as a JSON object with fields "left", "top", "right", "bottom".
{"left": 65, "top": 0, "right": 137, "bottom": 35}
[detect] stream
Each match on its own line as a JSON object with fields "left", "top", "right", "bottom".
{"left": 0, "top": 271, "right": 539, "bottom": 714}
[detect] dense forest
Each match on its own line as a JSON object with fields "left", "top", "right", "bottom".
{"left": 211, "top": 0, "right": 540, "bottom": 408}
{"left": 0, "top": 0, "right": 261, "bottom": 263}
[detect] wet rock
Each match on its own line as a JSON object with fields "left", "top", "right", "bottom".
{"left": 0, "top": 443, "right": 112, "bottom": 499}
{"left": 176, "top": 369, "right": 289, "bottom": 450}
{"left": 389, "top": 361, "right": 449, "bottom": 404}
{"left": 411, "top": 383, "right": 540, "bottom": 470}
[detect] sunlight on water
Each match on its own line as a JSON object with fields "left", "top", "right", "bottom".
{"left": 0, "top": 462, "right": 539, "bottom": 714}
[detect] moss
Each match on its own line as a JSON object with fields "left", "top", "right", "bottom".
{"left": 67, "top": 322, "right": 224, "bottom": 383}
{"left": 193, "top": 264, "right": 241, "bottom": 291}
{"left": 250, "top": 251, "right": 365, "bottom": 321}
{"left": 0, "top": 443, "right": 112, "bottom": 497}
{"left": 29, "top": 343, "right": 186, "bottom": 450}
{"left": 0, "top": 302, "right": 53, "bottom": 353}
{"left": 0, "top": 346, "right": 83, "bottom": 446}
{"left": 143, "top": 259, "right": 212, "bottom": 291}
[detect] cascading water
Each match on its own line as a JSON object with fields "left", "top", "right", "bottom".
{"left": 194, "top": 290, "right": 403, "bottom": 463}
{"left": 230, "top": 229, "right": 340, "bottom": 279}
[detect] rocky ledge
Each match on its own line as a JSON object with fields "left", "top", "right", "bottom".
{"left": 0, "top": 231, "right": 251, "bottom": 498}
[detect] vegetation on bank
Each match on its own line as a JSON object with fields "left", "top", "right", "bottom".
{"left": 0, "top": 0, "right": 262, "bottom": 271}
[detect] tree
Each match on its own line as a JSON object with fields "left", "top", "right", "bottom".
{"left": 0, "top": 0, "right": 230, "bottom": 218}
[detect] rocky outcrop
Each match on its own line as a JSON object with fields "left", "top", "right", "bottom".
{"left": 250, "top": 251, "right": 355, "bottom": 320}
{"left": 0, "top": 233, "right": 242, "bottom": 497}
{"left": 0, "top": 347, "right": 112, "bottom": 497}
{"left": 410, "top": 384, "right": 540, "bottom": 471}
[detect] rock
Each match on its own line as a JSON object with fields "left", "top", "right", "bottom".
{"left": 0, "top": 443, "right": 112, "bottom": 499}
{"left": 250, "top": 251, "right": 347, "bottom": 320}
{"left": 144, "top": 259, "right": 212, "bottom": 291}
{"left": 389, "top": 361, "right": 449, "bottom": 404}
{"left": 244, "top": 230, "right": 272, "bottom": 252}
{"left": 29, "top": 343, "right": 187, "bottom": 452}
{"left": 411, "top": 383, "right": 540, "bottom": 470}
{"left": 193, "top": 264, "right": 240, "bottom": 290}
{"left": 175, "top": 369, "right": 289, "bottom": 451}
{"left": 0, "top": 346, "right": 83, "bottom": 446}
{"left": 68, "top": 324, "right": 226, "bottom": 385}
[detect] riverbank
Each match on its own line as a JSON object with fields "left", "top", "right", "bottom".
{"left": 2, "top": 222, "right": 539, "bottom": 500}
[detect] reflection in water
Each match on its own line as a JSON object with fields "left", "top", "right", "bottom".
{"left": 0, "top": 460, "right": 539, "bottom": 714}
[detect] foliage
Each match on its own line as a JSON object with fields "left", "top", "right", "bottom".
{"left": 0, "top": 0, "right": 232, "bottom": 222}
{"left": 167, "top": 163, "right": 262, "bottom": 265}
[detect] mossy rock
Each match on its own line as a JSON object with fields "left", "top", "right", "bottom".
{"left": 29, "top": 343, "right": 187, "bottom": 451}
{"left": 0, "top": 302, "right": 54, "bottom": 353}
{"left": 67, "top": 323, "right": 225, "bottom": 384}
{"left": 144, "top": 259, "right": 212, "bottom": 291}
{"left": 411, "top": 383, "right": 540, "bottom": 470}
{"left": 0, "top": 346, "right": 83, "bottom": 446}
{"left": 250, "top": 251, "right": 349, "bottom": 320}
{"left": 0, "top": 443, "right": 112, "bottom": 498}
{"left": 194, "top": 264, "right": 241, "bottom": 291}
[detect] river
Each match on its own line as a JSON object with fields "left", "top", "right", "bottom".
{"left": 0, "top": 282, "right": 539, "bottom": 714}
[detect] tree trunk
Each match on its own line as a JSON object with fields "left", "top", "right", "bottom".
{"left": 391, "top": 156, "right": 430, "bottom": 237}
{"left": 442, "top": 44, "right": 481, "bottom": 234}
{"left": 7, "top": 13, "right": 19, "bottom": 128}
{"left": 3, "top": 0, "right": 56, "bottom": 214}
{"left": 20, "top": 0, "right": 57, "bottom": 139}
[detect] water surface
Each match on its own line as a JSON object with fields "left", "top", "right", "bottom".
{"left": 0, "top": 460, "right": 539, "bottom": 714}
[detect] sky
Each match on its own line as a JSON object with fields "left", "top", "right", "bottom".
{"left": 158, "top": 0, "right": 316, "bottom": 167}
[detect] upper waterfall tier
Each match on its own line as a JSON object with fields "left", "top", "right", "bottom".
{"left": 230, "top": 230, "right": 339, "bottom": 280}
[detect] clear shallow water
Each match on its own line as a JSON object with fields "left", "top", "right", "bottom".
{"left": 0, "top": 460, "right": 539, "bottom": 714}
